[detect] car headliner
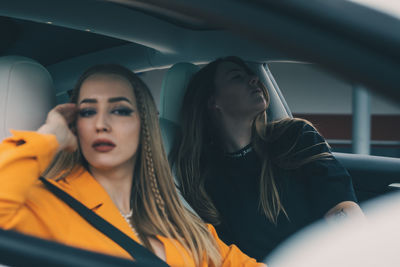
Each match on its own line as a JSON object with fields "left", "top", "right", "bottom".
{"left": 0, "top": 16, "right": 129, "bottom": 66}
{"left": 1, "top": 0, "right": 399, "bottom": 102}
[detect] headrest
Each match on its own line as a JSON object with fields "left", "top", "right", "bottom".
{"left": 159, "top": 62, "right": 200, "bottom": 124}
{"left": 0, "top": 56, "right": 55, "bottom": 140}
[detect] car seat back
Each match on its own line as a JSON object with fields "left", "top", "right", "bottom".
{"left": 159, "top": 62, "right": 200, "bottom": 126}
{"left": 159, "top": 62, "right": 200, "bottom": 216}
{"left": 0, "top": 56, "right": 55, "bottom": 140}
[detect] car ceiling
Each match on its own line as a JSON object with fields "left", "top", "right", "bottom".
{"left": 0, "top": 0, "right": 289, "bottom": 95}
{"left": 108, "top": 0, "right": 216, "bottom": 30}
{"left": 0, "top": 0, "right": 284, "bottom": 63}
{"left": 1, "top": 0, "right": 399, "bottom": 102}
{"left": 0, "top": 16, "right": 130, "bottom": 66}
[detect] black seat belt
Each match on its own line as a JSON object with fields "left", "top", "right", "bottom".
{"left": 39, "top": 177, "right": 170, "bottom": 267}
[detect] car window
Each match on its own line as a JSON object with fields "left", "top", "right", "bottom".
{"left": 267, "top": 61, "right": 400, "bottom": 158}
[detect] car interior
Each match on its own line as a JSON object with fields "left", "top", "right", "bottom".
{"left": 0, "top": 0, "right": 400, "bottom": 265}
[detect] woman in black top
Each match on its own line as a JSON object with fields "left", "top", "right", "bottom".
{"left": 171, "top": 56, "right": 364, "bottom": 261}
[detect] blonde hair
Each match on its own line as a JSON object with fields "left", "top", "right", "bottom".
{"left": 171, "top": 56, "right": 332, "bottom": 225}
{"left": 42, "top": 64, "right": 221, "bottom": 266}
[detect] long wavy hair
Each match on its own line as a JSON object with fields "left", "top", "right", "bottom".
{"left": 171, "top": 56, "right": 332, "bottom": 224}
{"left": 42, "top": 64, "right": 221, "bottom": 266}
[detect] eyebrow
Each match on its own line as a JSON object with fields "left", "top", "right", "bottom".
{"left": 79, "top": 97, "right": 132, "bottom": 105}
{"left": 109, "top": 97, "right": 132, "bottom": 104}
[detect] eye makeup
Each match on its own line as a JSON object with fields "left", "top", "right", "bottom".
{"left": 79, "top": 108, "right": 96, "bottom": 117}
{"left": 78, "top": 106, "right": 134, "bottom": 118}
{"left": 110, "top": 106, "right": 134, "bottom": 116}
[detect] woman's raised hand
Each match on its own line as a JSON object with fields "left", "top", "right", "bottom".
{"left": 38, "top": 103, "right": 78, "bottom": 152}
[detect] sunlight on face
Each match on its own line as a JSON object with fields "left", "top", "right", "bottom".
{"left": 76, "top": 73, "right": 141, "bottom": 172}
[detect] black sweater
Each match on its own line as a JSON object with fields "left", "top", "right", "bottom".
{"left": 202, "top": 122, "right": 357, "bottom": 261}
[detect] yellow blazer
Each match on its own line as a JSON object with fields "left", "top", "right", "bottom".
{"left": 0, "top": 130, "right": 264, "bottom": 267}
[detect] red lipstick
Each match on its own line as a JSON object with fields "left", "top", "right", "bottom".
{"left": 92, "top": 139, "right": 116, "bottom": 152}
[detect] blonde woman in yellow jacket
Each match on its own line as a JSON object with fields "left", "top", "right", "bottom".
{"left": 0, "top": 64, "right": 264, "bottom": 267}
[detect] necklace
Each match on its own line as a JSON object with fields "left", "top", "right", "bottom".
{"left": 225, "top": 143, "right": 253, "bottom": 158}
{"left": 119, "top": 209, "right": 141, "bottom": 243}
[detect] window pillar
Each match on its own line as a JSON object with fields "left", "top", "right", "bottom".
{"left": 352, "top": 84, "right": 371, "bottom": 154}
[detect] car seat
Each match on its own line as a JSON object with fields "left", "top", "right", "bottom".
{"left": 159, "top": 62, "right": 200, "bottom": 156}
{"left": 158, "top": 62, "right": 200, "bottom": 215}
{"left": 0, "top": 56, "right": 55, "bottom": 141}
